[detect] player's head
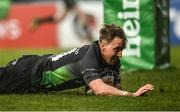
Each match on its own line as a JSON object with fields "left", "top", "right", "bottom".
{"left": 99, "top": 24, "right": 127, "bottom": 65}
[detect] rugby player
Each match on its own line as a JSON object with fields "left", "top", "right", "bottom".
{"left": 0, "top": 24, "right": 154, "bottom": 96}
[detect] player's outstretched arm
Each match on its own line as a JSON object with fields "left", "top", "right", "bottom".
{"left": 89, "top": 79, "right": 154, "bottom": 97}
{"left": 30, "top": 16, "right": 55, "bottom": 31}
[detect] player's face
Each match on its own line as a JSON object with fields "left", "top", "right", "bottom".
{"left": 101, "top": 37, "right": 124, "bottom": 65}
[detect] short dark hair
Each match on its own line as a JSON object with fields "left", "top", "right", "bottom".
{"left": 99, "top": 24, "right": 127, "bottom": 49}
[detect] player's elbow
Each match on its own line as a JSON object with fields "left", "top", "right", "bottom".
{"left": 89, "top": 79, "right": 109, "bottom": 96}
{"left": 93, "top": 89, "right": 105, "bottom": 96}
{"left": 93, "top": 86, "right": 111, "bottom": 96}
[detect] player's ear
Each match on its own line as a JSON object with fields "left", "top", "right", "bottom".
{"left": 100, "top": 40, "right": 107, "bottom": 47}
{"left": 100, "top": 40, "right": 108, "bottom": 52}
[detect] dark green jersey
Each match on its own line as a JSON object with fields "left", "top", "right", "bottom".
{"left": 31, "top": 41, "right": 121, "bottom": 91}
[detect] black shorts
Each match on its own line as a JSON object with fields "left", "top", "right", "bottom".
{"left": 0, "top": 55, "right": 40, "bottom": 93}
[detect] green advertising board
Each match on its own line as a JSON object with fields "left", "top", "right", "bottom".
{"left": 0, "top": 0, "right": 11, "bottom": 19}
{"left": 104, "top": 0, "right": 170, "bottom": 70}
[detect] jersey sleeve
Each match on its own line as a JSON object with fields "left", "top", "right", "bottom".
{"left": 80, "top": 45, "right": 101, "bottom": 85}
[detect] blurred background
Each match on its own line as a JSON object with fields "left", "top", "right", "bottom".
{"left": 0, "top": 0, "right": 179, "bottom": 69}
{"left": 0, "top": 0, "right": 103, "bottom": 49}
{"left": 170, "top": 0, "right": 180, "bottom": 46}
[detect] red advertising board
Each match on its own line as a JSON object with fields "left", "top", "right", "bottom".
{"left": 0, "top": 4, "right": 58, "bottom": 48}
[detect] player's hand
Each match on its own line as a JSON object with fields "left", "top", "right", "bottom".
{"left": 29, "top": 18, "right": 40, "bottom": 31}
{"left": 133, "top": 84, "right": 154, "bottom": 97}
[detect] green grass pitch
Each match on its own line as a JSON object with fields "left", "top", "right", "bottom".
{"left": 0, "top": 47, "right": 180, "bottom": 111}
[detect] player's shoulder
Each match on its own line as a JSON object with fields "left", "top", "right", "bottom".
{"left": 86, "top": 41, "right": 99, "bottom": 53}
{"left": 79, "top": 41, "right": 100, "bottom": 64}
{"left": 78, "top": 41, "right": 99, "bottom": 54}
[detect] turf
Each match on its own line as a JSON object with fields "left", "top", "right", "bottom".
{"left": 0, "top": 47, "right": 180, "bottom": 111}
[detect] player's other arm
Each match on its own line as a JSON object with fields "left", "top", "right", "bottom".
{"left": 89, "top": 78, "right": 154, "bottom": 97}
{"left": 30, "top": 9, "right": 67, "bottom": 30}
